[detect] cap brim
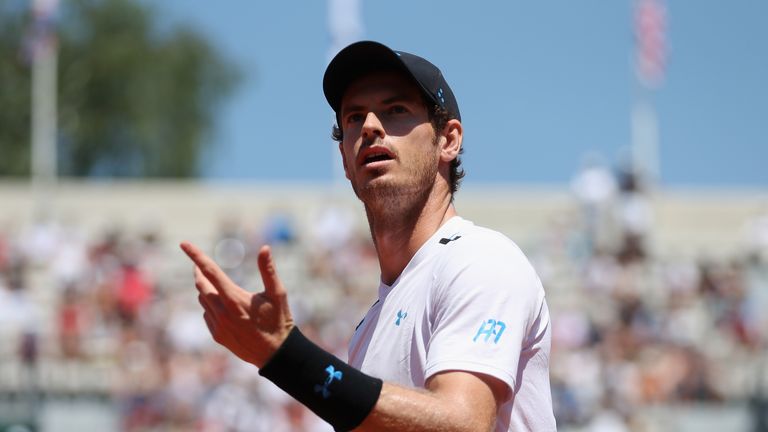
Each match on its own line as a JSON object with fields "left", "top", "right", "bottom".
{"left": 323, "top": 41, "right": 413, "bottom": 116}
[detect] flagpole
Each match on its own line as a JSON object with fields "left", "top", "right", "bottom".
{"left": 632, "top": 0, "right": 666, "bottom": 189}
{"left": 30, "top": 0, "right": 59, "bottom": 217}
{"left": 326, "top": 0, "right": 363, "bottom": 194}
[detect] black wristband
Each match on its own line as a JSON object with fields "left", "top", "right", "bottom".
{"left": 258, "top": 327, "right": 383, "bottom": 431}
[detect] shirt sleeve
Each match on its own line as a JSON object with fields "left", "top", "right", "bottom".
{"left": 425, "top": 237, "right": 545, "bottom": 396}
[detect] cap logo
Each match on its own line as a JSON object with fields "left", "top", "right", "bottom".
{"left": 436, "top": 88, "right": 446, "bottom": 106}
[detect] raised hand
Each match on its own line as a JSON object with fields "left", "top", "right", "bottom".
{"left": 180, "top": 242, "right": 294, "bottom": 368}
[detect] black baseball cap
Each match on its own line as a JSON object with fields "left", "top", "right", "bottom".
{"left": 323, "top": 41, "right": 461, "bottom": 123}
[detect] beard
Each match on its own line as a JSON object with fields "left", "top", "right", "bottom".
{"left": 353, "top": 148, "right": 439, "bottom": 227}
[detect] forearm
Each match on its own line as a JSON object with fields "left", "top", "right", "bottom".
{"left": 259, "top": 328, "right": 500, "bottom": 432}
{"left": 355, "top": 382, "right": 496, "bottom": 432}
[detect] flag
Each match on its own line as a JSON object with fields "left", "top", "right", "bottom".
{"left": 635, "top": 0, "right": 666, "bottom": 89}
{"left": 27, "top": 0, "right": 59, "bottom": 63}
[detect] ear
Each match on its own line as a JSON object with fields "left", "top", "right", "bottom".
{"left": 439, "top": 119, "right": 463, "bottom": 164}
{"left": 338, "top": 143, "right": 351, "bottom": 180}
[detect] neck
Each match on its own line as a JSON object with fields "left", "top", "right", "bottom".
{"left": 364, "top": 187, "right": 456, "bottom": 286}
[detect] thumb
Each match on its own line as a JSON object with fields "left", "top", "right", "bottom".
{"left": 257, "top": 245, "right": 287, "bottom": 299}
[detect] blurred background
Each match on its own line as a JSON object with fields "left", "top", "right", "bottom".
{"left": 1, "top": 0, "right": 767, "bottom": 431}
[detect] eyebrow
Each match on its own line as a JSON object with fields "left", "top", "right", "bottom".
{"left": 382, "top": 94, "right": 419, "bottom": 105}
{"left": 341, "top": 94, "right": 421, "bottom": 116}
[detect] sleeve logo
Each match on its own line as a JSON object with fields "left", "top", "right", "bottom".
{"left": 472, "top": 319, "right": 506, "bottom": 344}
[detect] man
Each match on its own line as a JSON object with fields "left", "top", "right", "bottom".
{"left": 181, "top": 41, "right": 556, "bottom": 431}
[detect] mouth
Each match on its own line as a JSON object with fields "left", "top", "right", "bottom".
{"left": 358, "top": 147, "right": 395, "bottom": 167}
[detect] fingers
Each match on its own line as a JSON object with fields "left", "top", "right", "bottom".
{"left": 196, "top": 266, "right": 225, "bottom": 317}
{"left": 180, "top": 241, "right": 239, "bottom": 299}
{"left": 203, "top": 310, "right": 229, "bottom": 347}
{"left": 194, "top": 266, "right": 216, "bottom": 296}
{"left": 202, "top": 310, "right": 217, "bottom": 335}
{"left": 257, "top": 245, "right": 287, "bottom": 299}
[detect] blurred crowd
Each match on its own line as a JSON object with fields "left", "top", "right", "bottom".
{"left": 1, "top": 176, "right": 768, "bottom": 431}
{"left": 0, "top": 205, "right": 380, "bottom": 431}
{"left": 555, "top": 161, "right": 768, "bottom": 430}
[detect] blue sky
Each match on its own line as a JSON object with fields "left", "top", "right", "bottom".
{"left": 152, "top": 1, "right": 768, "bottom": 187}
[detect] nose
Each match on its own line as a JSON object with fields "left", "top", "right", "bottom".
{"left": 361, "top": 112, "right": 385, "bottom": 141}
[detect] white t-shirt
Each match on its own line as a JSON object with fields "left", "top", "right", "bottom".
{"left": 349, "top": 217, "right": 556, "bottom": 431}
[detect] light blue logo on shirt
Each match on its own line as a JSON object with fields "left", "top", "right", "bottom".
{"left": 396, "top": 310, "right": 408, "bottom": 326}
{"left": 473, "top": 319, "right": 506, "bottom": 343}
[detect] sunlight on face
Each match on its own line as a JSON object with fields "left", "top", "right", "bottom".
{"left": 338, "top": 71, "right": 440, "bottom": 208}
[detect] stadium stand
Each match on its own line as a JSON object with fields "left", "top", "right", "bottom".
{"left": 1, "top": 181, "right": 767, "bottom": 431}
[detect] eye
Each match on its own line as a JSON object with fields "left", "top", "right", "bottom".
{"left": 345, "top": 112, "right": 364, "bottom": 125}
{"left": 388, "top": 105, "right": 408, "bottom": 115}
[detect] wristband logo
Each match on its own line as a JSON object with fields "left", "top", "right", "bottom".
{"left": 315, "top": 365, "right": 343, "bottom": 399}
{"left": 473, "top": 319, "right": 506, "bottom": 344}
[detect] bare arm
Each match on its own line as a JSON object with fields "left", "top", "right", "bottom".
{"left": 180, "top": 241, "right": 507, "bottom": 431}
{"left": 356, "top": 371, "right": 507, "bottom": 432}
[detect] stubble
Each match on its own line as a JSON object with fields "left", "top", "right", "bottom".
{"left": 358, "top": 144, "right": 439, "bottom": 233}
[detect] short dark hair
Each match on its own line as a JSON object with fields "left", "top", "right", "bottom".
{"left": 331, "top": 99, "right": 465, "bottom": 195}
